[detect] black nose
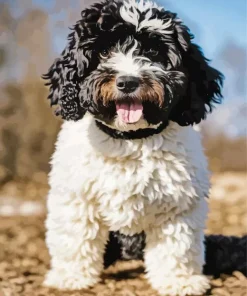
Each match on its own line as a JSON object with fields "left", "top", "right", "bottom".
{"left": 116, "top": 76, "right": 140, "bottom": 93}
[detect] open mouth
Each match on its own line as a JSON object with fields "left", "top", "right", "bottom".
{"left": 115, "top": 99, "right": 143, "bottom": 124}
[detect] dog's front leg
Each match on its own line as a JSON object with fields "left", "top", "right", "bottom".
{"left": 144, "top": 201, "right": 210, "bottom": 296}
{"left": 44, "top": 191, "right": 108, "bottom": 290}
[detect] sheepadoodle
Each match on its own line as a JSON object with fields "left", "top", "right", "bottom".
{"left": 43, "top": 0, "right": 224, "bottom": 295}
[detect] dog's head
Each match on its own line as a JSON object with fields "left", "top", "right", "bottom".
{"left": 43, "top": 0, "right": 223, "bottom": 133}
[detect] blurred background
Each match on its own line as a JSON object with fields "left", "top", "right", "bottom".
{"left": 0, "top": 1, "right": 246, "bottom": 295}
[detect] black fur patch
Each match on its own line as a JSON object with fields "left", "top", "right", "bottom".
{"left": 104, "top": 232, "right": 247, "bottom": 277}
{"left": 104, "top": 231, "right": 145, "bottom": 268}
{"left": 96, "top": 119, "right": 168, "bottom": 139}
{"left": 204, "top": 235, "right": 247, "bottom": 277}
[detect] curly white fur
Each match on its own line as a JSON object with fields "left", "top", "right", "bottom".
{"left": 44, "top": 113, "right": 210, "bottom": 295}
{"left": 120, "top": 0, "right": 173, "bottom": 34}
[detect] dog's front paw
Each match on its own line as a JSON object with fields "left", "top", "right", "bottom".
{"left": 153, "top": 275, "right": 210, "bottom": 296}
{"left": 43, "top": 269, "right": 99, "bottom": 290}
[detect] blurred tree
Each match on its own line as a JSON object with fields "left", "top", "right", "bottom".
{"left": 16, "top": 9, "right": 50, "bottom": 77}
{"left": 0, "top": 47, "right": 6, "bottom": 68}
{"left": 0, "top": 2, "right": 60, "bottom": 183}
{"left": 0, "top": 3, "right": 14, "bottom": 31}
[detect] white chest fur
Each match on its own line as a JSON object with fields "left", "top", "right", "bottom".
{"left": 49, "top": 114, "right": 210, "bottom": 235}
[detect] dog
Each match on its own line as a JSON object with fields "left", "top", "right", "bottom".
{"left": 43, "top": 0, "right": 224, "bottom": 295}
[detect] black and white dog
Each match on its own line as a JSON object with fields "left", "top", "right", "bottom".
{"left": 43, "top": 0, "right": 225, "bottom": 295}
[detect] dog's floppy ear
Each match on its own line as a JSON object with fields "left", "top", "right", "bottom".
{"left": 170, "top": 22, "right": 224, "bottom": 126}
{"left": 42, "top": 5, "right": 103, "bottom": 121}
{"left": 42, "top": 28, "right": 86, "bottom": 121}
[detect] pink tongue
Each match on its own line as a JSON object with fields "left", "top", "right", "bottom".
{"left": 116, "top": 101, "right": 143, "bottom": 123}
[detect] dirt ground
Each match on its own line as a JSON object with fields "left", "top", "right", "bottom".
{"left": 0, "top": 172, "right": 246, "bottom": 296}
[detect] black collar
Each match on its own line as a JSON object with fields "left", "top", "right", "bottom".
{"left": 95, "top": 120, "right": 168, "bottom": 140}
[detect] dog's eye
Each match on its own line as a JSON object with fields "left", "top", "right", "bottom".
{"left": 99, "top": 49, "right": 110, "bottom": 59}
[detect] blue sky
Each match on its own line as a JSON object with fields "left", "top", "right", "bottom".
{"left": 162, "top": 0, "right": 247, "bottom": 58}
